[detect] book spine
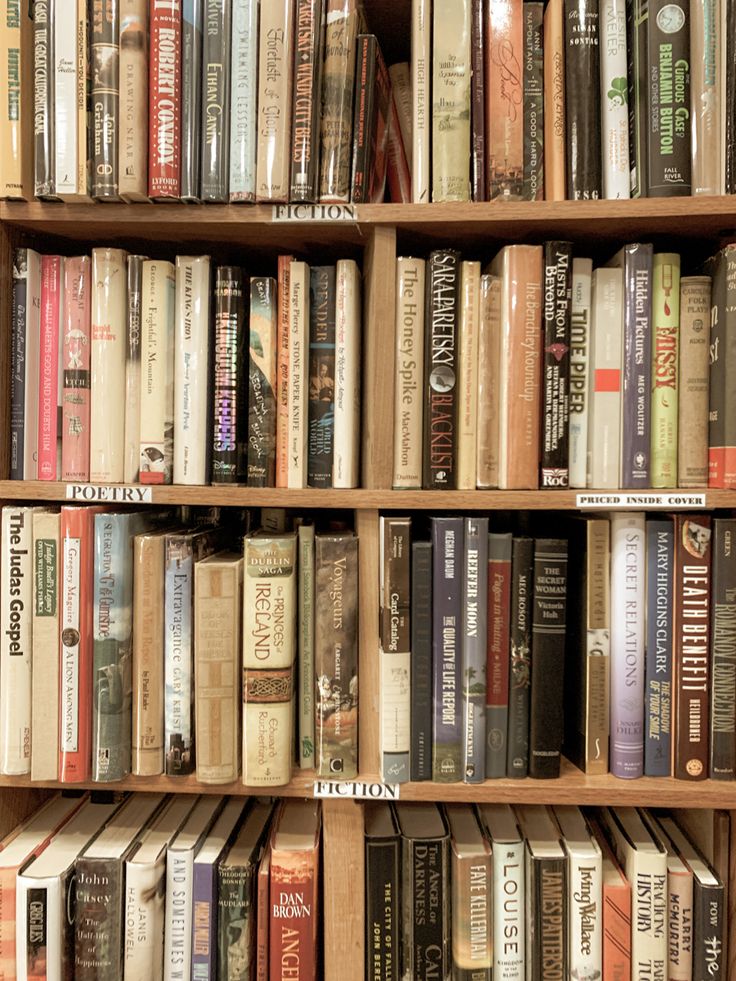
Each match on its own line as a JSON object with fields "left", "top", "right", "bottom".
{"left": 364, "top": 45, "right": 392, "bottom": 204}
{"left": 410, "top": 539, "right": 433, "bottom": 781}
{"left": 164, "top": 535, "right": 195, "bottom": 775}
{"left": 393, "top": 257, "right": 425, "bottom": 489}
{"left": 379, "top": 517, "right": 412, "bottom": 783}
{"left": 0, "top": 507, "right": 33, "bottom": 774}
{"left": 540, "top": 241, "right": 573, "bottom": 487}
{"left": 674, "top": 513, "right": 712, "bottom": 779}
{"left": 37, "top": 254, "right": 62, "bottom": 481}
{"left": 470, "top": 0, "right": 485, "bottom": 201}
{"left": 610, "top": 512, "right": 646, "bottom": 778}
{"left": 0, "top": 0, "right": 33, "bottom": 199}
{"left": 75, "top": 857, "right": 123, "bottom": 980}
{"left": 451, "top": 846, "right": 492, "bottom": 980}
{"left": 174, "top": 255, "right": 211, "bottom": 485}
{"left": 486, "top": 0, "right": 523, "bottom": 199}
{"left": 180, "top": 0, "right": 202, "bottom": 201}
{"left": 644, "top": 519, "right": 674, "bottom": 776}
{"left": 298, "top": 523, "right": 315, "bottom": 768}
{"left": 476, "top": 273, "right": 502, "bottom": 488}
{"left": 365, "top": 839, "right": 400, "bottom": 981}
{"left": 710, "top": 517, "right": 736, "bottom": 778}
{"left": 567, "top": 848, "right": 602, "bottom": 979}
{"left": 191, "top": 864, "right": 216, "bottom": 978}
{"left": 139, "top": 259, "right": 176, "bottom": 484}
{"left": 242, "top": 533, "right": 297, "bottom": 786}
{"left": 568, "top": 258, "right": 593, "bottom": 488}
{"left": 123, "top": 255, "right": 146, "bottom": 483}
{"left": 485, "top": 533, "right": 512, "bottom": 779}
{"left": 627, "top": 0, "right": 648, "bottom": 197}
{"left": 431, "top": 0, "right": 471, "bottom": 202}
{"left": 33, "top": 0, "right": 54, "bottom": 197}
{"left": 564, "top": 0, "right": 602, "bottom": 198}
{"left": 269, "top": 841, "right": 319, "bottom": 981}
{"left": 462, "top": 517, "right": 488, "bottom": 783}
{"left": 492, "top": 840, "right": 524, "bottom": 980}
{"left": 287, "top": 261, "right": 309, "bottom": 488}
{"left": 349, "top": 35, "right": 374, "bottom": 204}
{"left": 124, "top": 860, "right": 166, "bottom": 979}
{"left": 90, "top": 247, "right": 127, "bottom": 483}
{"left": 677, "top": 276, "right": 710, "bottom": 487}
{"left": 543, "top": 0, "right": 566, "bottom": 200}
{"left": 10, "top": 249, "right": 28, "bottom": 479}
{"left": 457, "top": 261, "right": 480, "bottom": 489}
{"left": 432, "top": 517, "right": 464, "bottom": 782}
{"left": 727, "top": 0, "right": 736, "bottom": 192}
{"left": 255, "top": 0, "right": 293, "bottom": 201}
{"left": 411, "top": 0, "right": 430, "bottom": 202}
{"left": 228, "top": 0, "right": 257, "bottom": 202}
{"left": 587, "top": 267, "right": 623, "bottom": 488}
{"left": 132, "top": 533, "right": 164, "bottom": 775}
{"left": 31, "top": 510, "right": 60, "bottom": 780}
{"left": 275, "top": 255, "right": 292, "bottom": 486}
{"left": 20, "top": 882, "right": 51, "bottom": 980}
{"left": 706, "top": 246, "right": 736, "bottom": 488}
{"left": 319, "top": 0, "right": 360, "bottom": 202}
{"left": 91, "top": 0, "right": 120, "bottom": 198}
{"left": 306, "top": 265, "right": 336, "bottom": 487}
{"left": 61, "top": 256, "right": 91, "bottom": 482}
{"left": 148, "top": 0, "right": 181, "bottom": 199}
{"left": 164, "top": 850, "right": 194, "bottom": 979}
{"left": 247, "top": 276, "right": 278, "bottom": 486}
{"left": 289, "top": 0, "right": 323, "bottom": 202}
{"left": 522, "top": 2, "right": 544, "bottom": 201}
{"left": 693, "top": 880, "right": 725, "bottom": 978}
{"left": 506, "top": 537, "right": 533, "bottom": 777}
{"left": 528, "top": 539, "right": 568, "bottom": 778}
{"left": 650, "top": 252, "right": 680, "bottom": 487}
{"left": 255, "top": 847, "right": 270, "bottom": 981}
{"left": 530, "top": 856, "right": 567, "bottom": 979}
{"left": 692, "top": 0, "right": 721, "bottom": 194}
{"left": 333, "top": 258, "right": 361, "bottom": 488}
{"left": 584, "top": 519, "right": 611, "bottom": 773}
{"left": 74, "top": 0, "right": 88, "bottom": 198}
{"left": 54, "top": 0, "right": 78, "bottom": 196}
{"left": 217, "top": 864, "right": 256, "bottom": 980}
{"left": 600, "top": 0, "right": 630, "bottom": 198}
{"left": 403, "top": 837, "right": 450, "bottom": 978}
{"left": 118, "top": 0, "right": 149, "bottom": 202}
{"left": 423, "top": 250, "right": 460, "bottom": 489}
{"left": 620, "top": 243, "right": 653, "bottom": 488}
{"left": 647, "top": 0, "right": 691, "bottom": 194}
{"left": 200, "top": 0, "right": 231, "bottom": 202}
{"left": 314, "top": 534, "right": 359, "bottom": 778}
{"left": 211, "top": 265, "right": 247, "bottom": 484}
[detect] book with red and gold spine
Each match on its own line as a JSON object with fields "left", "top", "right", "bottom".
{"left": 61, "top": 256, "right": 91, "bottom": 482}
{"left": 486, "top": 0, "right": 523, "bottom": 199}
{"left": 148, "top": 0, "right": 181, "bottom": 199}
{"left": 37, "top": 254, "right": 62, "bottom": 481}
{"left": 275, "top": 255, "right": 293, "bottom": 488}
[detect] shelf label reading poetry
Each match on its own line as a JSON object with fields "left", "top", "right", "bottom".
{"left": 65, "top": 484, "right": 153, "bottom": 503}
{"left": 272, "top": 204, "right": 358, "bottom": 222}
{"left": 313, "top": 780, "right": 400, "bottom": 800}
{"left": 576, "top": 492, "right": 707, "bottom": 509}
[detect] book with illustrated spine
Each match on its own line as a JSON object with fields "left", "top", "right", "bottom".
{"left": 61, "top": 256, "right": 91, "bottom": 482}
{"left": 118, "top": 0, "right": 149, "bottom": 202}
{"left": 431, "top": 0, "right": 471, "bottom": 202}
{"left": 31, "top": 510, "right": 60, "bottom": 781}
{"left": 333, "top": 258, "right": 361, "bottom": 488}
{"left": 298, "top": 522, "right": 315, "bottom": 769}
{"left": 540, "top": 241, "right": 573, "bottom": 488}
{"left": 486, "top": 0, "right": 523, "bottom": 199}
{"left": 211, "top": 266, "right": 247, "bottom": 483}
{"left": 379, "top": 516, "right": 411, "bottom": 783}
{"left": 650, "top": 252, "right": 680, "bottom": 487}
{"left": 678, "top": 276, "right": 710, "bottom": 486}
{"left": 139, "top": 259, "right": 175, "bottom": 484}
{"left": 200, "top": 0, "right": 231, "bottom": 201}
{"left": 148, "top": 0, "right": 181, "bottom": 199}
{"left": 123, "top": 255, "right": 146, "bottom": 483}
{"left": 600, "top": 0, "right": 630, "bottom": 198}
{"left": 290, "top": 0, "right": 324, "bottom": 202}
{"left": 90, "top": 248, "right": 127, "bottom": 483}
{"left": 11, "top": 247, "right": 41, "bottom": 480}
{"left": 248, "top": 277, "right": 278, "bottom": 486}
{"left": 288, "top": 260, "right": 310, "bottom": 488}
{"left": 307, "top": 265, "right": 336, "bottom": 487}
{"left": 446, "top": 804, "right": 492, "bottom": 980}
{"left": 568, "top": 258, "right": 593, "bottom": 488}
{"left": 0, "top": 0, "right": 33, "bottom": 199}
{"left": 554, "top": 806, "right": 603, "bottom": 980}
{"left": 91, "top": 0, "right": 120, "bottom": 199}
{"left": 392, "top": 257, "right": 425, "bottom": 489}
{"left": 228, "top": 0, "right": 257, "bottom": 201}
{"left": 37, "top": 254, "right": 62, "bottom": 481}
{"left": 174, "top": 255, "right": 212, "bottom": 486}
{"left": 255, "top": 0, "right": 293, "bottom": 201}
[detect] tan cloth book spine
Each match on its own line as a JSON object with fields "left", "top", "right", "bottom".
{"left": 132, "top": 529, "right": 167, "bottom": 775}
{"left": 431, "top": 0, "right": 471, "bottom": 202}
{"left": 678, "top": 275, "right": 711, "bottom": 487}
{"left": 543, "top": 0, "right": 566, "bottom": 201}
{"left": 392, "top": 256, "right": 425, "bottom": 489}
{"left": 255, "top": 0, "right": 294, "bottom": 202}
{"left": 0, "top": 0, "right": 33, "bottom": 198}
{"left": 476, "top": 273, "right": 502, "bottom": 488}
{"left": 119, "top": 0, "right": 150, "bottom": 201}
{"left": 457, "top": 261, "right": 480, "bottom": 488}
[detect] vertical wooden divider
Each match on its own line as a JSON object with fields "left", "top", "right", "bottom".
{"left": 357, "top": 507, "right": 380, "bottom": 778}
{"left": 322, "top": 798, "right": 365, "bottom": 981}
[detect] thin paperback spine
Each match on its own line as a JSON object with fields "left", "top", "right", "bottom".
{"left": 33, "top": 0, "right": 54, "bottom": 197}
{"left": 10, "top": 250, "right": 28, "bottom": 479}
{"left": 118, "top": 0, "right": 149, "bottom": 202}
{"left": 290, "top": 0, "right": 324, "bottom": 202}
{"left": 462, "top": 517, "right": 488, "bottom": 783}
{"left": 228, "top": 0, "right": 257, "bottom": 201}
{"left": 600, "top": 0, "right": 630, "bottom": 198}
{"left": 727, "top": 0, "right": 736, "bottom": 192}
{"left": 379, "top": 516, "right": 411, "bottom": 783}
{"left": 333, "top": 258, "right": 361, "bottom": 488}
{"left": 457, "top": 261, "right": 480, "bottom": 489}
{"left": 485, "top": 532, "right": 512, "bottom": 779}
{"left": 650, "top": 252, "right": 680, "bottom": 487}
{"left": 411, "top": 539, "right": 432, "bottom": 782}
{"left": 432, "top": 517, "right": 464, "bottom": 782}
{"left": 247, "top": 276, "right": 278, "bottom": 486}
{"left": 139, "top": 259, "right": 176, "bottom": 484}
{"left": 627, "top": 0, "right": 648, "bottom": 197}
{"left": 423, "top": 250, "right": 460, "bottom": 489}
{"left": 644, "top": 519, "right": 673, "bottom": 776}
{"left": 568, "top": 258, "right": 593, "bottom": 488}
{"left": 200, "top": 0, "right": 231, "bottom": 201}
{"left": 705, "top": 245, "right": 736, "bottom": 488}
{"left": 470, "top": 0, "right": 486, "bottom": 200}
{"left": 37, "top": 254, "right": 62, "bottom": 481}
{"left": 710, "top": 517, "right": 736, "bottom": 778}
{"left": 392, "top": 257, "right": 425, "bottom": 489}
{"left": 148, "top": 0, "right": 181, "bottom": 199}
{"left": 211, "top": 266, "right": 246, "bottom": 483}
{"left": 540, "top": 241, "right": 573, "bottom": 488}
{"left": 91, "top": 0, "right": 120, "bottom": 198}
{"left": 61, "top": 256, "right": 91, "bottom": 482}
{"left": 174, "top": 255, "right": 212, "bottom": 485}
{"left": 523, "top": 1, "right": 544, "bottom": 200}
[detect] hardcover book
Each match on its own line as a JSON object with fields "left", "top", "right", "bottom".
{"left": 211, "top": 266, "right": 247, "bottom": 484}
{"left": 200, "top": 0, "right": 231, "bottom": 201}
{"left": 61, "top": 256, "right": 92, "bottom": 482}
{"left": 350, "top": 33, "right": 391, "bottom": 203}
{"left": 10, "top": 247, "right": 41, "bottom": 480}
{"left": 275, "top": 254, "right": 293, "bottom": 486}
{"left": 523, "top": 2, "right": 544, "bottom": 200}
{"left": 33, "top": 0, "right": 55, "bottom": 198}
{"left": 364, "top": 803, "right": 400, "bottom": 981}
{"left": 31, "top": 509, "right": 61, "bottom": 781}
{"left": 586, "top": 266, "right": 624, "bottom": 488}
{"left": 642, "top": 812, "right": 694, "bottom": 980}
{"left": 588, "top": 816, "right": 631, "bottom": 981}
{"left": 307, "top": 266, "right": 336, "bottom": 487}
{"left": 0, "top": 0, "right": 33, "bottom": 199}
{"left": 457, "top": 261, "right": 480, "bottom": 489}
{"left": 462, "top": 516, "right": 488, "bottom": 782}
{"left": 298, "top": 522, "right": 315, "bottom": 769}
{"left": 705, "top": 243, "right": 736, "bottom": 487}
{"left": 139, "top": 259, "right": 176, "bottom": 484}
{"left": 174, "top": 255, "right": 212, "bottom": 486}
{"left": 411, "top": 538, "right": 433, "bottom": 782}
{"left": 393, "top": 257, "right": 425, "bottom": 489}
{"left": 564, "top": 0, "right": 601, "bottom": 199}
{"left": 486, "top": 0, "right": 523, "bottom": 199}
{"left": 678, "top": 275, "right": 711, "bottom": 487}
{"left": 710, "top": 517, "right": 736, "bottom": 779}
{"left": 540, "top": 241, "right": 573, "bottom": 487}
{"left": 287, "top": 260, "right": 310, "bottom": 489}
{"left": 470, "top": 0, "right": 486, "bottom": 200}
{"left": 650, "top": 252, "right": 681, "bottom": 487}
{"left": 506, "top": 537, "right": 534, "bottom": 778}
{"left": 379, "top": 516, "right": 411, "bottom": 783}
{"left": 123, "top": 254, "right": 146, "bottom": 483}
{"left": 600, "top": 0, "right": 630, "bottom": 198}
{"left": 90, "top": 248, "right": 127, "bottom": 483}
{"left": 333, "top": 258, "right": 362, "bottom": 488}
{"left": 485, "top": 532, "right": 512, "bottom": 779}
{"left": 543, "top": 0, "right": 566, "bottom": 200}
{"left": 248, "top": 276, "right": 278, "bottom": 486}
{"left": 90, "top": 0, "right": 120, "bottom": 199}
{"left": 476, "top": 273, "right": 502, "bottom": 488}
{"left": 423, "top": 250, "right": 460, "bottom": 489}
{"left": 255, "top": 0, "right": 293, "bottom": 201}
{"left": 118, "top": 0, "right": 149, "bottom": 202}
{"left": 54, "top": 0, "right": 88, "bottom": 200}
{"left": 446, "top": 804, "right": 492, "bottom": 980}
{"left": 553, "top": 806, "right": 603, "bottom": 980}
{"left": 477, "top": 804, "right": 524, "bottom": 980}
{"left": 228, "top": 0, "right": 258, "bottom": 202}
{"left": 289, "top": 0, "right": 324, "bottom": 202}
{"left": 37, "top": 254, "right": 62, "bottom": 480}
{"left": 568, "top": 258, "right": 593, "bottom": 488}
{"left": 411, "top": 0, "right": 430, "bottom": 203}
{"left": 148, "top": 0, "right": 182, "bottom": 199}
{"left": 431, "top": 0, "right": 471, "bottom": 202}
{"left": 644, "top": 519, "right": 673, "bottom": 777}
{"left": 432, "top": 517, "right": 464, "bottom": 782}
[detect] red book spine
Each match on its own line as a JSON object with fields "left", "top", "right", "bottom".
{"left": 486, "top": 536, "right": 511, "bottom": 776}
{"left": 386, "top": 92, "right": 411, "bottom": 203}
{"left": 269, "top": 849, "right": 318, "bottom": 980}
{"left": 58, "top": 506, "right": 97, "bottom": 782}
{"left": 37, "top": 255, "right": 62, "bottom": 480}
{"left": 256, "top": 846, "right": 271, "bottom": 981}
{"left": 148, "top": 0, "right": 181, "bottom": 199}
{"left": 61, "top": 256, "right": 92, "bottom": 481}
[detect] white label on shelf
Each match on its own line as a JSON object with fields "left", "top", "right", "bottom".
{"left": 576, "top": 492, "right": 707, "bottom": 509}
{"left": 271, "top": 204, "right": 358, "bottom": 222}
{"left": 313, "top": 780, "right": 400, "bottom": 800}
{"left": 65, "top": 484, "right": 153, "bottom": 503}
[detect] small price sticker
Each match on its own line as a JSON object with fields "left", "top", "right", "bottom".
{"left": 65, "top": 484, "right": 153, "bottom": 503}
{"left": 576, "top": 492, "right": 706, "bottom": 509}
{"left": 313, "top": 780, "right": 400, "bottom": 800}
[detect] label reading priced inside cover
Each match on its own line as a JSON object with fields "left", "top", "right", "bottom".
{"left": 272, "top": 204, "right": 358, "bottom": 222}
{"left": 65, "top": 484, "right": 153, "bottom": 503}
{"left": 313, "top": 780, "right": 400, "bottom": 800}
{"left": 576, "top": 492, "right": 707, "bottom": 509}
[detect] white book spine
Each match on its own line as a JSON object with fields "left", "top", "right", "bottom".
{"left": 24, "top": 251, "right": 42, "bottom": 480}
{"left": 568, "top": 848, "right": 603, "bottom": 980}
{"left": 411, "top": 0, "right": 430, "bottom": 203}
{"left": 228, "top": 0, "right": 258, "bottom": 201}
{"left": 124, "top": 860, "right": 166, "bottom": 981}
{"left": 569, "top": 258, "right": 593, "bottom": 488}
{"left": 140, "top": 260, "right": 176, "bottom": 484}
{"left": 16, "top": 878, "right": 62, "bottom": 981}
{"left": 0, "top": 508, "right": 33, "bottom": 774}
{"left": 31, "top": 510, "right": 60, "bottom": 780}
{"left": 631, "top": 851, "right": 668, "bottom": 978}
{"left": 90, "top": 248, "right": 128, "bottom": 483}
{"left": 53, "top": 0, "right": 77, "bottom": 196}
{"left": 333, "top": 259, "right": 361, "bottom": 489}
{"left": 457, "top": 261, "right": 480, "bottom": 489}
{"left": 492, "top": 840, "right": 525, "bottom": 980}
{"left": 586, "top": 267, "right": 623, "bottom": 488}
{"left": 392, "top": 257, "right": 425, "bottom": 489}
{"left": 174, "top": 256, "right": 211, "bottom": 485}
{"left": 287, "top": 261, "right": 309, "bottom": 488}
{"left": 163, "top": 850, "right": 194, "bottom": 981}
{"left": 599, "top": 0, "right": 630, "bottom": 199}
{"left": 255, "top": 0, "right": 293, "bottom": 200}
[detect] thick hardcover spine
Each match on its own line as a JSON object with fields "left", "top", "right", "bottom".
{"left": 485, "top": 533, "right": 512, "bottom": 779}
{"left": 706, "top": 245, "right": 736, "bottom": 488}
{"left": 411, "top": 0, "right": 430, "bottom": 202}
{"left": 61, "top": 256, "right": 91, "bottom": 482}
{"left": 691, "top": 0, "right": 721, "bottom": 194}
{"left": 10, "top": 249, "right": 28, "bottom": 480}
{"left": 529, "top": 856, "right": 567, "bottom": 979}
{"left": 37, "top": 254, "right": 62, "bottom": 481}
{"left": 432, "top": 517, "right": 464, "bottom": 782}
{"left": 200, "top": 0, "right": 231, "bottom": 201}
{"left": 644, "top": 519, "right": 674, "bottom": 776}
{"left": 319, "top": 0, "right": 361, "bottom": 202}
{"left": 33, "top": 0, "right": 54, "bottom": 197}
{"left": 0, "top": 507, "right": 33, "bottom": 774}
{"left": 255, "top": 0, "right": 293, "bottom": 201}
{"left": 476, "top": 273, "right": 502, "bottom": 488}
{"left": 470, "top": 0, "right": 486, "bottom": 200}
{"left": 586, "top": 267, "right": 624, "bottom": 488}
{"left": 365, "top": 832, "right": 400, "bottom": 981}
{"left": 674, "top": 513, "right": 712, "bottom": 780}
{"left": 491, "top": 835, "right": 524, "bottom": 979}
{"left": 379, "top": 517, "right": 412, "bottom": 783}
{"left": 269, "top": 821, "right": 320, "bottom": 981}
{"left": 564, "top": 0, "right": 602, "bottom": 198}
{"left": 333, "top": 258, "right": 361, "bottom": 488}
{"left": 393, "top": 257, "right": 425, "bottom": 489}
{"left": 410, "top": 540, "right": 433, "bottom": 781}
{"left": 506, "top": 537, "right": 534, "bottom": 777}
{"left": 457, "top": 261, "right": 480, "bottom": 489}
{"left": 541, "top": 241, "right": 573, "bottom": 487}
{"left": 486, "top": 0, "right": 523, "bottom": 199}
{"left": 148, "top": 0, "right": 181, "bottom": 199}
{"left": 247, "top": 277, "right": 278, "bottom": 486}
{"left": 118, "top": 0, "right": 149, "bottom": 202}
{"left": 423, "top": 250, "right": 460, "bottom": 489}
{"left": 217, "top": 862, "right": 257, "bottom": 979}
{"left": 450, "top": 831, "right": 492, "bottom": 980}
{"left": 523, "top": 2, "right": 544, "bottom": 200}
{"left": 132, "top": 532, "right": 165, "bottom": 775}
{"left": 90, "top": 248, "right": 127, "bottom": 483}
{"left": 600, "top": 0, "right": 630, "bottom": 198}
{"left": 544, "top": 0, "right": 566, "bottom": 199}
{"left": 75, "top": 857, "right": 124, "bottom": 980}
{"left": 678, "top": 276, "right": 710, "bottom": 487}
{"left": 31, "top": 510, "right": 60, "bottom": 780}
{"left": 287, "top": 261, "right": 309, "bottom": 488}
{"left": 228, "top": 0, "right": 257, "bottom": 201}
{"left": 647, "top": 0, "right": 691, "bottom": 194}
{"left": 211, "top": 266, "right": 246, "bottom": 484}
{"left": 174, "top": 255, "right": 212, "bottom": 485}
{"left": 123, "top": 255, "right": 145, "bottom": 483}
{"left": 180, "top": 0, "right": 202, "bottom": 202}
{"left": 693, "top": 875, "right": 725, "bottom": 978}
{"left": 650, "top": 252, "right": 680, "bottom": 487}
{"left": 462, "top": 517, "right": 488, "bottom": 782}
{"left": 565, "top": 839, "right": 603, "bottom": 979}
{"left": 139, "top": 259, "right": 176, "bottom": 484}
{"left": 568, "top": 258, "right": 593, "bottom": 488}
{"left": 307, "top": 266, "right": 336, "bottom": 487}
{"left": 298, "top": 522, "right": 315, "bottom": 768}
{"left": 710, "top": 517, "right": 736, "bottom": 778}
{"left": 91, "top": 0, "right": 120, "bottom": 198}
{"left": 289, "top": 0, "right": 323, "bottom": 202}
{"left": 431, "top": 0, "right": 471, "bottom": 202}
{"left": 275, "top": 255, "right": 293, "bottom": 486}
{"left": 0, "top": 0, "right": 33, "bottom": 199}
{"left": 403, "top": 834, "right": 450, "bottom": 978}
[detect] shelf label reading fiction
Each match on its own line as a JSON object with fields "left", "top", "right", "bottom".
{"left": 272, "top": 204, "right": 358, "bottom": 222}
{"left": 65, "top": 484, "right": 153, "bottom": 503}
{"left": 313, "top": 780, "right": 400, "bottom": 800}
{"left": 576, "top": 492, "right": 707, "bottom": 509}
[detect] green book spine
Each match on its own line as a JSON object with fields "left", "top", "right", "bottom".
{"left": 650, "top": 252, "right": 680, "bottom": 487}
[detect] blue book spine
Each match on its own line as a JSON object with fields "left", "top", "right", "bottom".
{"left": 431, "top": 516, "right": 464, "bottom": 782}
{"left": 644, "top": 518, "right": 673, "bottom": 775}
{"left": 165, "top": 534, "right": 195, "bottom": 775}
{"left": 462, "top": 516, "right": 488, "bottom": 783}
{"left": 192, "top": 863, "right": 217, "bottom": 979}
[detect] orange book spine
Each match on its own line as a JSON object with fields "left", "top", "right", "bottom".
{"left": 256, "top": 845, "right": 271, "bottom": 981}
{"left": 275, "top": 255, "right": 293, "bottom": 488}
{"left": 485, "top": 0, "right": 524, "bottom": 200}
{"left": 543, "top": 0, "right": 566, "bottom": 200}
{"left": 269, "top": 841, "right": 319, "bottom": 979}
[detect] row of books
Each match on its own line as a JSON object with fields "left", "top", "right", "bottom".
{"left": 0, "top": 792, "right": 321, "bottom": 981}
{"left": 394, "top": 241, "right": 734, "bottom": 491}
{"left": 10, "top": 248, "right": 362, "bottom": 488}
{"left": 413, "top": 0, "right": 736, "bottom": 202}
{"left": 369, "top": 801, "right": 726, "bottom": 979}
{"left": 1, "top": 504, "right": 359, "bottom": 786}
{"left": 6, "top": 0, "right": 407, "bottom": 204}
{"left": 382, "top": 510, "right": 735, "bottom": 786}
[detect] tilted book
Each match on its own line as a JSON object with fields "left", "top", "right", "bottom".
{"left": 650, "top": 252, "right": 681, "bottom": 487}
{"left": 644, "top": 519, "right": 673, "bottom": 777}
{"left": 333, "top": 258, "right": 361, "bottom": 488}
{"left": 31, "top": 509, "right": 61, "bottom": 781}
{"left": 393, "top": 256, "right": 425, "bottom": 489}
{"left": 174, "top": 255, "right": 212, "bottom": 486}
{"left": 148, "top": 0, "right": 182, "bottom": 199}
{"left": 568, "top": 257, "right": 593, "bottom": 489}
{"left": 90, "top": 248, "right": 127, "bottom": 483}
{"left": 677, "top": 275, "right": 711, "bottom": 487}
{"left": 431, "top": 0, "right": 471, "bottom": 202}
{"left": 432, "top": 517, "right": 464, "bottom": 782}
{"left": 462, "top": 516, "right": 488, "bottom": 783}
{"left": 248, "top": 276, "right": 278, "bottom": 487}
{"left": 118, "top": 0, "right": 149, "bottom": 202}
{"left": 10, "top": 247, "right": 41, "bottom": 480}
{"left": 446, "top": 804, "right": 492, "bottom": 980}
{"left": 200, "top": 0, "right": 231, "bottom": 202}
{"left": 211, "top": 266, "right": 247, "bottom": 483}
{"left": 139, "top": 259, "right": 176, "bottom": 484}
{"left": 553, "top": 806, "right": 603, "bottom": 980}
{"left": 255, "top": 0, "right": 293, "bottom": 201}
{"left": 123, "top": 255, "right": 146, "bottom": 483}
{"left": 379, "top": 516, "right": 411, "bottom": 783}
{"left": 228, "top": 0, "right": 258, "bottom": 202}
{"left": 61, "top": 256, "right": 92, "bottom": 482}
{"left": 588, "top": 816, "right": 631, "bottom": 981}
{"left": 350, "top": 33, "right": 391, "bottom": 203}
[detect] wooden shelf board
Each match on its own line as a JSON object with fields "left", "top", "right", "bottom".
{"left": 0, "top": 771, "right": 318, "bottom": 797}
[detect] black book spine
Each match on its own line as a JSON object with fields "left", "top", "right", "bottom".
{"left": 211, "top": 266, "right": 247, "bottom": 483}
{"left": 422, "top": 249, "right": 460, "bottom": 489}
{"left": 541, "top": 241, "right": 573, "bottom": 487}
{"left": 620, "top": 243, "right": 653, "bottom": 487}
{"left": 404, "top": 836, "right": 450, "bottom": 979}
{"left": 705, "top": 245, "right": 736, "bottom": 488}
{"left": 10, "top": 250, "right": 27, "bottom": 480}
{"left": 627, "top": 0, "right": 649, "bottom": 197}
{"left": 181, "top": 0, "right": 203, "bottom": 201}
{"left": 647, "top": 0, "right": 691, "bottom": 195}
{"left": 411, "top": 540, "right": 433, "bottom": 781}
{"left": 530, "top": 856, "right": 567, "bottom": 980}
{"left": 350, "top": 34, "right": 375, "bottom": 203}
{"left": 726, "top": 0, "right": 736, "bottom": 193}
{"left": 506, "top": 537, "right": 534, "bottom": 778}
{"left": 33, "top": 0, "right": 54, "bottom": 198}
{"left": 693, "top": 878, "right": 725, "bottom": 979}
{"left": 200, "top": 0, "right": 231, "bottom": 202}
{"left": 26, "top": 886, "right": 49, "bottom": 976}
{"left": 307, "top": 264, "right": 336, "bottom": 487}
{"left": 75, "top": 857, "right": 124, "bottom": 980}
{"left": 432, "top": 517, "right": 464, "bottom": 782}
{"left": 523, "top": 2, "right": 544, "bottom": 201}
{"left": 290, "top": 0, "right": 324, "bottom": 202}
{"left": 91, "top": 0, "right": 120, "bottom": 199}
{"left": 709, "top": 517, "right": 736, "bottom": 779}
{"left": 247, "top": 276, "right": 277, "bottom": 486}
{"left": 529, "top": 538, "right": 569, "bottom": 778}
{"left": 470, "top": 0, "right": 486, "bottom": 201}
{"left": 365, "top": 838, "right": 400, "bottom": 981}
{"left": 564, "top": 0, "right": 601, "bottom": 199}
